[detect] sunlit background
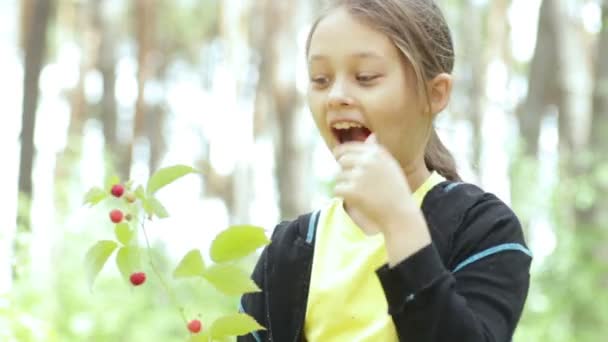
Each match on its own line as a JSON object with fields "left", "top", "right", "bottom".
{"left": 2, "top": 0, "right": 607, "bottom": 341}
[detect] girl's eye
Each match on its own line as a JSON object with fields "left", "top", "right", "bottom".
{"left": 310, "top": 76, "right": 330, "bottom": 87}
{"left": 356, "top": 74, "right": 380, "bottom": 84}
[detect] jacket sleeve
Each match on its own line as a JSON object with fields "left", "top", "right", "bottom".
{"left": 376, "top": 194, "right": 532, "bottom": 342}
{"left": 237, "top": 245, "right": 269, "bottom": 342}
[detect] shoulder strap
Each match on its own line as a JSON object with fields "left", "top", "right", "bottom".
{"left": 265, "top": 211, "right": 320, "bottom": 342}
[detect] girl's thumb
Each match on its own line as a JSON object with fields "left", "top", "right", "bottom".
{"left": 366, "top": 133, "right": 377, "bottom": 144}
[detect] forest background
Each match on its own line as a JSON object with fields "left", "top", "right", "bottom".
{"left": 2, "top": 0, "right": 608, "bottom": 341}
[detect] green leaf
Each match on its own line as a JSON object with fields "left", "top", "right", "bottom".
{"left": 105, "top": 174, "right": 121, "bottom": 191}
{"left": 134, "top": 185, "right": 146, "bottom": 201}
{"left": 116, "top": 246, "right": 141, "bottom": 281}
{"left": 115, "top": 223, "right": 133, "bottom": 245}
{"left": 84, "top": 240, "right": 118, "bottom": 288}
{"left": 188, "top": 331, "right": 211, "bottom": 342}
{"left": 210, "top": 225, "right": 270, "bottom": 263}
{"left": 210, "top": 313, "right": 265, "bottom": 339}
{"left": 142, "top": 198, "right": 153, "bottom": 217}
{"left": 149, "top": 197, "right": 169, "bottom": 218}
{"left": 173, "top": 249, "right": 206, "bottom": 278}
{"left": 83, "top": 187, "right": 107, "bottom": 206}
{"left": 124, "top": 179, "right": 134, "bottom": 190}
{"left": 146, "top": 164, "right": 198, "bottom": 195}
{"left": 202, "top": 264, "right": 260, "bottom": 296}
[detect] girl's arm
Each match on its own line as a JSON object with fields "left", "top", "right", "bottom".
{"left": 376, "top": 195, "right": 532, "bottom": 342}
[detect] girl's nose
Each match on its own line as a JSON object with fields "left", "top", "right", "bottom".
{"left": 326, "top": 79, "right": 355, "bottom": 110}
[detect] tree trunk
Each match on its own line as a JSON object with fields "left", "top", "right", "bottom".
{"left": 127, "top": 0, "right": 155, "bottom": 178}
{"left": 146, "top": 103, "right": 167, "bottom": 173}
{"left": 15, "top": 0, "right": 54, "bottom": 279}
{"left": 583, "top": 0, "right": 608, "bottom": 225}
{"left": 590, "top": 1, "right": 608, "bottom": 155}
{"left": 549, "top": 0, "right": 594, "bottom": 232}
{"left": 509, "top": 0, "right": 560, "bottom": 236}
{"left": 517, "top": 0, "right": 558, "bottom": 157}
{"left": 53, "top": 0, "right": 96, "bottom": 221}
{"left": 92, "top": 0, "right": 126, "bottom": 179}
{"left": 463, "top": 0, "right": 486, "bottom": 177}
{"left": 66, "top": 0, "right": 94, "bottom": 146}
{"left": 551, "top": 0, "right": 590, "bottom": 159}
{"left": 19, "top": 0, "right": 33, "bottom": 52}
{"left": 270, "top": 0, "right": 312, "bottom": 220}
{"left": 246, "top": 0, "right": 313, "bottom": 221}
{"left": 250, "top": 0, "right": 273, "bottom": 140}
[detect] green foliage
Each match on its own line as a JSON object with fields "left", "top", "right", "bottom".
{"left": 116, "top": 246, "right": 141, "bottom": 281}
{"left": 114, "top": 223, "right": 133, "bottom": 245}
{"left": 134, "top": 185, "right": 146, "bottom": 201}
{"left": 147, "top": 196, "right": 169, "bottom": 218}
{"left": 104, "top": 174, "right": 121, "bottom": 193}
{"left": 201, "top": 264, "right": 260, "bottom": 297}
{"left": 210, "top": 225, "right": 270, "bottom": 263}
{"left": 84, "top": 241, "right": 118, "bottom": 290}
{"left": 146, "top": 165, "right": 199, "bottom": 195}
{"left": 155, "top": 0, "right": 220, "bottom": 64}
{"left": 209, "top": 314, "right": 265, "bottom": 339}
{"left": 173, "top": 250, "right": 206, "bottom": 278}
{"left": 83, "top": 187, "right": 107, "bottom": 206}
{"left": 513, "top": 156, "right": 608, "bottom": 341}
{"left": 80, "top": 165, "right": 269, "bottom": 340}
{"left": 2, "top": 237, "right": 240, "bottom": 342}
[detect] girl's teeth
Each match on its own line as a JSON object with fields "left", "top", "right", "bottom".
{"left": 333, "top": 122, "right": 363, "bottom": 129}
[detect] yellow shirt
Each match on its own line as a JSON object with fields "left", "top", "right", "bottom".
{"left": 304, "top": 172, "right": 445, "bottom": 341}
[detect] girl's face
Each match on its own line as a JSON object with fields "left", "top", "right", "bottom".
{"left": 307, "top": 7, "right": 432, "bottom": 171}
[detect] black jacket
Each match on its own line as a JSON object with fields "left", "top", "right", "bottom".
{"left": 239, "top": 181, "right": 532, "bottom": 342}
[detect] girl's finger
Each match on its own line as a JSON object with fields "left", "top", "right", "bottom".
{"left": 336, "top": 152, "right": 360, "bottom": 170}
{"left": 334, "top": 168, "right": 359, "bottom": 184}
{"left": 332, "top": 142, "right": 372, "bottom": 160}
{"left": 334, "top": 181, "right": 355, "bottom": 198}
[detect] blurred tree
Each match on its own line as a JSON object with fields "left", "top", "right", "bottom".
{"left": 514, "top": 1, "right": 608, "bottom": 340}
{"left": 585, "top": 0, "right": 608, "bottom": 225}
{"left": 125, "top": 0, "right": 155, "bottom": 179}
{"left": 552, "top": 0, "right": 590, "bottom": 159}
{"left": 460, "top": 0, "right": 488, "bottom": 177}
{"left": 55, "top": 0, "right": 96, "bottom": 183}
{"left": 201, "top": 0, "right": 314, "bottom": 223}
{"left": 15, "top": 0, "right": 54, "bottom": 279}
{"left": 92, "top": 0, "right": 126, "bottom": 179}
{"left": 272, "top": 0, "right": 314, "bottom": 220}
{"left": 250, "top": 0, "right": 313, "bottom": 220}
{"left": 66, "top": 0, "right": 93, "bottom": 143}
{"left": 517, "top": 0, "right": 556, "bottom": 158}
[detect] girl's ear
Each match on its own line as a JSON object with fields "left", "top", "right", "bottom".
{"left": 427, "top": 73, "right": 453, "bottom": 117}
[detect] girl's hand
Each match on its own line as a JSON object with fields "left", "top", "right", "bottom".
{"left": 333, "top": 134, "right": 414, "bottom": 234}
{"left": 333, "top": 134, "right": 431, "bottom": 264}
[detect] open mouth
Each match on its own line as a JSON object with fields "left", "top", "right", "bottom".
{"left": 331, "top": 122, "right": 372, "bottom": 144}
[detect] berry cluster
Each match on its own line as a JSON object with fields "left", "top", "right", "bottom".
{"left": 106, "top": 182, "right": 204, "bottom": 335}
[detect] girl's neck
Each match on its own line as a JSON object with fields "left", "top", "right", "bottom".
{"left": 402, "top": 160, "right": 432, "bottom": 194}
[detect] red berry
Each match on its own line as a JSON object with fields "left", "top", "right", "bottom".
{"left": 109, "top": 209, "right": 124, "bottom": 223}
{"left": 111, "top": 184, "right": 125, "bottom": 197}
{"left": 130, "top": 272, "right": 146, "bottom": 286}
{"left": 187, "top": 319, "right": 202, "bottom": 333}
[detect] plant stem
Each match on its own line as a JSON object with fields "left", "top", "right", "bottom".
{"left": 140, "top": 219, "right": 189, "bottom": 326}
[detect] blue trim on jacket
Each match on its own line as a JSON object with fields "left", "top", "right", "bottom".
{"left": 452, "top": 243, "right": 532, "bottom": 273}
{"left": 239, "top": 299, "right": 262, "bottom": 342}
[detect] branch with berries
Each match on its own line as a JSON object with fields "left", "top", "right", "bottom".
{"left": 83, "top": 165, "right": 268, "bottom": 341}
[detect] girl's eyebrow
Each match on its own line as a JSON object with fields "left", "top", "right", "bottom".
{"left": 309, "top": 52, "right": 384, "bottom": 61}
{"left": 350, "top": 52, "right": 384, "bottom": 59}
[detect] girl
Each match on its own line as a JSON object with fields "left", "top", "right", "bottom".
{"left": 239, "top": 0, "right": 532, "bottom": 341}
